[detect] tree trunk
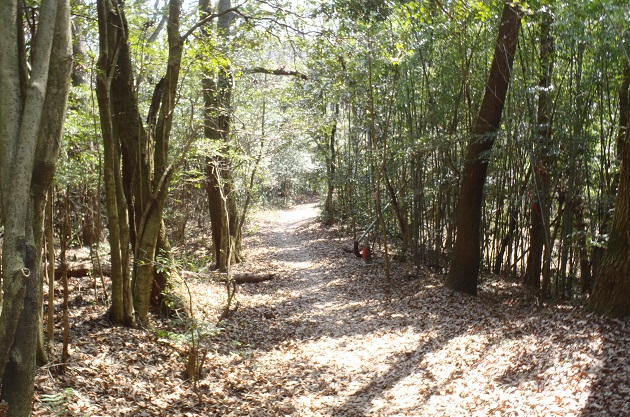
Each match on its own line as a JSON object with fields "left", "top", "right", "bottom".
{"left": 132, "top": 0, "right": 183, "bottom": 323}
{"left": 95, "top": 0, "right": 135, "bottom": 326}
{"left": 202, "top": 0, "right": 241, "bottom": 272}
{"left": 97, "top": 0, "right": 184, "bottom": 324}
{"left": 446, "top": 2, "right": 522, "bottom": 294}
{"left": 524, "top": 10, "right": 555, "bottom": 293}
{"left": 588, "top": 60, "right": 630, "bottom": 317}
{"left": 0, "top": 0, "right": 72, "bottom": 414}
{"left": 324, "top": 104, "right": 339, "bottom": 225}
{"left": 591, "top": 60, "right": 630, "bottom": 290}
{"left": 46, "top": 187, "right": 55, "bottom": 357}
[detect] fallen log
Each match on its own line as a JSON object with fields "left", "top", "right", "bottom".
{"left": 54, "top": 262, "right": 111, "bottom": 279}
{"left": 180, "top": 270, "right": 277, "bottom": 284}
{"left": 231, "top": 273, "right": 277, "bottom": 283}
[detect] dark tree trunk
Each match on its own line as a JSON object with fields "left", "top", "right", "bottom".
{"left": 324, "top": 103, "right": 339, "bottom": 225}
{"left": 524, "top": 10, "right": 555, "bottom": 293}
{"left": 588, "top": 60, "right": 630, "bottom": 317}
{"left": 202, "top": 0, "right": 241, "bottom": 272}
{"left": 446, "top": 2, "right": 521, "bottom": 294}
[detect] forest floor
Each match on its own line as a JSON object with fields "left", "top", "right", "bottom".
{"left": 34, "top": 202, "right": 630, "bottom": 416}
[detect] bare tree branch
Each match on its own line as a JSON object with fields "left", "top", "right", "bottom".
{"left": 181, "top": 6, "right": 243, "bottom": 42}
{"left": 247, "top": 66, "right": 308, "bottom": 80}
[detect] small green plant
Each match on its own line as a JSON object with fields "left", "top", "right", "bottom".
{"left": 155, "top": 328, "right": 187, "bottom": 342}
{"left": 40, "top": 387, "right": 75, "bottom": 416}
{"left": 154, "top": 251, "right": 172, "bottom": 277}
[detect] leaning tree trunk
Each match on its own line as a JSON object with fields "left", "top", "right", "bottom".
{"left": 0, "top": 0, "right": 72, "bottom": 415}
{"left": 446, "top": 2, "right": 521, "bottom": 295}
{"left": 588, "top": 59, "right": 630, "bottom": 317}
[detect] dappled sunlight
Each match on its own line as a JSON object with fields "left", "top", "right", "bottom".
{"left": 34, "top": 203, "right": 630, "bottom": 416}
{"left": 220, "top": 199, "right": 626, "bottom": 416}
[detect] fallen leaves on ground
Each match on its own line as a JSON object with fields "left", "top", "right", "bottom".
{"left": 34, "top": 203, "right": 630, "bottom": 416}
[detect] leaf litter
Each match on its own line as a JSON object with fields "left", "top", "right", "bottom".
{"left": 34, "top": 202, "right": 630, "bottom": 416}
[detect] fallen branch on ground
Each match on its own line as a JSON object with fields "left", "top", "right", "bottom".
{"left": 181, "top": 271, "right": 277, "bottom": 284}
{"left": 55, "top": 262, "right": 111, "bottom": 279}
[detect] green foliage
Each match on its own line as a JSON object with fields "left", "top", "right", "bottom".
{"left": 52, "top": 0, "right": 629, "bottom": 303}
{"left": 155, "top": 320, "right": 222, "bottom": 344}
{"left": 331, "top": 0, "right": 393, "bottom": 22}
{"left": 40, "top": 388, "right": 76, "bottom": 417}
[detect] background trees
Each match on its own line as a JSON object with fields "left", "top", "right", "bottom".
{"left": 1, "top": 0, "right": 630, "bottom": 413}
{"left": 297, "top": 0, "right": 629, "bottom": 306}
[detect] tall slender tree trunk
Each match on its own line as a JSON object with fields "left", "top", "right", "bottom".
{"left": 524, "top": 10, "right": 555, "bottom": 294}
{"left": 446, "top": 2, "right": 521, "bottom": 294}
{"left": 202, "top": 0, "right": 241, "bottom": 272}
{"left": 324, "top": 104, "right": 339, "bottom": 225}
{"left": 96, "top": 0, "right": 135, "bottom": 326}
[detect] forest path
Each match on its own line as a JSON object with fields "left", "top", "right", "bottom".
{"left": 33, "top": 203, "right": 629, "bottom": 416}
{"left": 216, "top": 201, "right": 405, "bottom": 415}
{"left": 202, "top": 202, "right": 630, "bottom": 417}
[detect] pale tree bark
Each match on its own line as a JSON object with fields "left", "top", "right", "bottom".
{"left": 0, "top": 0, "right": 72, "bottom": 415}
{"left": 446, "top": 2, "right": 521, "bottom": 294}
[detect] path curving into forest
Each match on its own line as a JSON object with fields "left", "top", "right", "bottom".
{"left": 208, "top": 202, "right": 630, "bottom": 417}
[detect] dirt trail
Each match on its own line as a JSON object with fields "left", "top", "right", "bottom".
{"left": 218, "top": 201, "right": 406, "bottom": 415}
{"left": 33, "top": 202, "right": 629, "bottom": 416}
{"left": 210, "top": 202, "right": 629, "bottom": 417}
